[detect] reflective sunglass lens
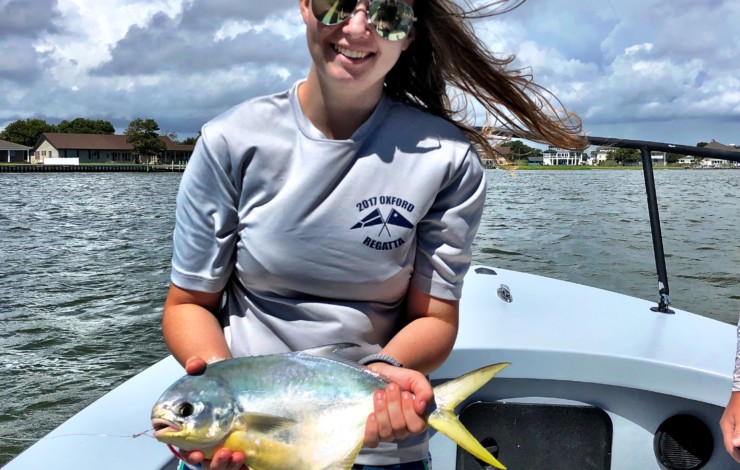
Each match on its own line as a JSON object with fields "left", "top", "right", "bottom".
{"left": 369, "top": 0, "right": 415, "bottom": 40}
{"left": 312, "top": 0, "right": 359, "bottom": 25}
{"left": 311, "top": 0, "right": 415, "bottom": 41}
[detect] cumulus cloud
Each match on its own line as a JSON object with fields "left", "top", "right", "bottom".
{"left": 91, "top": 10, "right": 306, "bottom": 76}
{"left": 0, "top": 0, "right": 62, "bottom": 37}
{"left": 475, "top": 0, "right": 740, "bottom": 143}
{"left": 1, "top": 0, "right": 738, "bottom": 145}
{"left": 0, "top": 0, "right": 63, "bottom": 83}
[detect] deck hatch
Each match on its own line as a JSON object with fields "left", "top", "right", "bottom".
{"left": 456, "top": 401, "right": 612, "bottom": 469}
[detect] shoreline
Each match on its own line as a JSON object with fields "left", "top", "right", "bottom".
{"left": 0, "top": 164, "right": 185, "bottom": 173}
{"left": 493, "top": 165, "right": 737, "bottom": 171}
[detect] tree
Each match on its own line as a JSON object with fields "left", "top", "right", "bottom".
{"left": 163, "top": 132, "right": 179, "bottom": 143}
{"left": 125, "top": 118, "right": 166, "bottom": 163}
{"left": 181, "top": 136, "right": 199, "bottom": 145}
{"left": 57, "top": 118, "right": 114, "bottom": 134}
{"left": 502, "top": 140, "right": 541, "bottom": 161}
{"left": 0, "top": 118, "right": 56, "bottom": 147}
{"left": 611, "top": 148, "right": 640, "bottom": 165}
{"left": 666, "top": 153, "right": 683, "bottom": 164}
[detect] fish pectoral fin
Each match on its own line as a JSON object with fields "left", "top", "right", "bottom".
{"left": 239, "top": 412, "right": 296, "bottom": 434}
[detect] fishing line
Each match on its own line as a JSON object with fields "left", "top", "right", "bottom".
{"left": 0, "top": 429, "right": 154, "bottom": 442}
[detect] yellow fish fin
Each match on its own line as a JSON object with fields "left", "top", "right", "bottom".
{"left": 428, "top": 362, "right": 510, "bottom": 470}
{"left": 222, "top": 430, "right": 302, "bottom": 469}
{"left": 238, "top": 412, "right": 296, "bottom": 434}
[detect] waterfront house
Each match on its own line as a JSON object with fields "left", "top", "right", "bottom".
{"left": 0, "top": 139, "right": 31, "bottom": 163}
{"left": 592, "top": 147, "right": 614, "bottom": 166}
{"left": 542, "top": 146, "right": 584, "bottom": 165}
{"left": 677, "top": 156, "right": 695, "bottom": 167}
{"left": 32, "top": 133, "right": 194, "bottom": 165}
{"left": 650, "top": 151, "right": 667, "bottom": 166}
{"left": 702, "top": 140, "right": 739, "bottom": 168}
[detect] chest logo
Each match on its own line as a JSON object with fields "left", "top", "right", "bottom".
{"left": 351, "top": 196, "right": 415, "bottom": 251}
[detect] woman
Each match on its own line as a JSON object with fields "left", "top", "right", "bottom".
{"left": 162, "top": 0, "right": 585, "bottom": 469}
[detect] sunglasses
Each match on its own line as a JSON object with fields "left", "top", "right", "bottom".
{"left": 310, "top": 0, "right": 416, "bottom": 41}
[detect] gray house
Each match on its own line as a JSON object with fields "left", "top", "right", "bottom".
{"left": 0, "top": 139, "right": 31, "bottom": 163}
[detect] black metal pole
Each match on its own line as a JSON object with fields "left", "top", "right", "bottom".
{"left": 640, "top": 146, "right": 673, "bottom": 314}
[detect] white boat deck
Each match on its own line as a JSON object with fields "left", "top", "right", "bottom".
{"left": 5, "top": 266, "right": 736, "bottom": 469}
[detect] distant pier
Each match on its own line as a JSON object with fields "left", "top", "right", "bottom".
{"left": 0, "top": 164, "right": 185, "bottom": 173}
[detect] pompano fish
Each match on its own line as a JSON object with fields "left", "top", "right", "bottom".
{"left": 151, "top": 343, "right": 510, "bottom": 470}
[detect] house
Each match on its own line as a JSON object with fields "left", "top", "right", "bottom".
{"left": 0, "top": 139, "right": 31, "bottom": 163}
{"left": 542, "top": 146, "right": 583, "bottom": 165}
{"left": 476, "top": 144, "right": 511, "bottom": 168}
{"left": 592, "top": 147, "right": 614, "bottom": 165}
{"left": 701, "top": 139, "right": 739, "bottom": 168}
{"left": 32, "top": 133, "right": 194, "bottom": 165}
{"left": 650, "top": 151, "right": 667, "bottom": 166}
{"left": 677, "top": 156, "right": 695, "bottom": 166}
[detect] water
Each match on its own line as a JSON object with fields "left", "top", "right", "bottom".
{"left": 0, "top": 169, "right": 738, "bottom": 464}
{"left": 473, "top": 169, "right": 739, "bottom": 324}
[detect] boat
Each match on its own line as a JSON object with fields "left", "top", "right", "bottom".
{"left": 5, "top": 137, "right": 739, "bottom": 469}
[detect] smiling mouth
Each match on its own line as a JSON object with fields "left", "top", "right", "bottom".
{"left": 152, "top": 418, "right": 182, "bottom": 436}
{"left": 334, "top": 44, "right": 372, "bottom": 60}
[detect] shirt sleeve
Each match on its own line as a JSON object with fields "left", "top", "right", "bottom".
{"left": 170, "top": 125, "right": 240, "bottom": 293}
{"left": 411, "top": 144, "right": 486, "bottom": 300}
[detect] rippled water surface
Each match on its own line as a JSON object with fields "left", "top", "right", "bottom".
{"left": 1, "top": 169, "right": 738, "bottom": 464}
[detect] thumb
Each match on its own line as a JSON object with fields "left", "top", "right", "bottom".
{"left": 733, "top": 430, "right": 740, "bottom": 448}
{"left": 185, "top": 356, "right": 207, "bottom": 375}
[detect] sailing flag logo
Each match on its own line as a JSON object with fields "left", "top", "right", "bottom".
{"left": 351, "top": 196, "right": 416, "bottom": 251}
{"left": 351, "top": 208, "right": 413, "bottom": 237}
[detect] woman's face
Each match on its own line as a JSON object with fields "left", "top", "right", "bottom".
{"left": 300, "top": 0, "right": 414, "bottom": 94}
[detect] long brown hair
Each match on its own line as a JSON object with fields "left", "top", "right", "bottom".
{"left": 384, "top": 0, "right": 587, "bottom": 157}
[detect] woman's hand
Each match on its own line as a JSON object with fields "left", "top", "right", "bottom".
{"left": 178, "top": 356, "right": 249, "bottom": 470}
{"left": 180, "top": 448, "right": 247, "bottom": 470}
{"left": 721, "top": 391, "right": 740, "bottom": 463}
{"left": 363, "top": 364, "right": 433, "bottom": 447}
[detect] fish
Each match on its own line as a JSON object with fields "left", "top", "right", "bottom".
{"left": 151, "top": 343, "right": 510, "bottom": 470}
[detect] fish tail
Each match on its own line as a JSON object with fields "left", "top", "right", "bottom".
{"left": 428, "top": 362, "right": 510, "bottom": 470}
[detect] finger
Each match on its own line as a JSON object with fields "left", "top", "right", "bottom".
{"left": 384, "top": 383, "right": 408, "bottom": 441}
{"left": 230, "top": 451, "right": 247, "bottom": 470}
{"left": 183, "top": 450, "right": 205, "bottom": 465}
{"left": 364, "top": 412, "right": 380, "bottom": 448}
{"left": 401, "top": 390, "right": 427, "bottom": 435}
{"left": 211, "top": 449, "right": 244, "bottom": 470}
{"left": 373, "top": 390, "right": 394, "bottom": 441}
{"left": 185, "top": 357, "right": 207, "bottom": 375}
{"left": 721, "top": 415, "right": 737, "bottom": 454}
{"left": 407, "top": 380, "right": 432, "bottom": 415}
{"left": 413, "top": 392, "right": 429, "bottom": 416}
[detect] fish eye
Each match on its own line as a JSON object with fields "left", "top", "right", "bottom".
{"left": 176, "top": 402, "right": 195, "bottom": 417}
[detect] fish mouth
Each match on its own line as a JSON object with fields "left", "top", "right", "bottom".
{"left": 151, "top": 418, "right": 182, "bottom": 437}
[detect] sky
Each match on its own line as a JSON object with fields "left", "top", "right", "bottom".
{"left": 1, "top": 0, "right": 739, "bottom": 147}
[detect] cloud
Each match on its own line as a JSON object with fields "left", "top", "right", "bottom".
{"left": 0, "top": 0, "right": 63, "bottom": 83}
{"left": 475, "top": 0, "right": 740, "bottom": 143}
{"left": 91, "top": 9, "right": 307, "bottom": 76}
{"left": 0, "top": 0, "right": 738, "bottom": 146}
{"left": 0, "top": 0, "right": 62, "bottom": 37}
